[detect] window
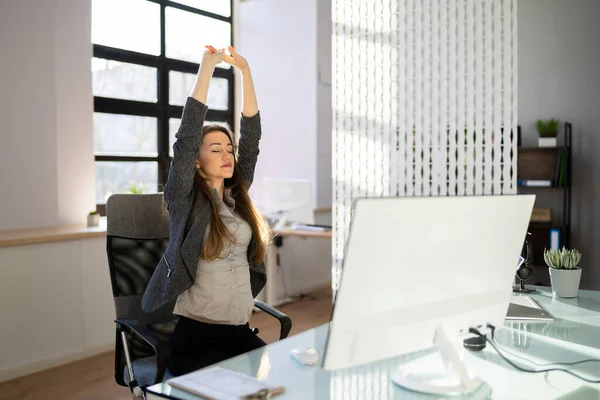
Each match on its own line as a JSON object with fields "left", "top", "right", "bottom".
{"left": 92, "top": 0, "right": 234, "bottom": 210}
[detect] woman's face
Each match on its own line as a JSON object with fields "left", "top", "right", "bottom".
{"left": 196, "top": 130, "right": 235, "bottom": 180}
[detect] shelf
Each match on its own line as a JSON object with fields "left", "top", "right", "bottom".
{"left": 515, "top": 122, "right": 572, "bottom": 273}
{"left": 517, "top": 185, "right": 566, "bottom": 189}
{"left": 518, "top": 146, "right": 569, "bottom": 152}
{"left": 528, "top": 222, "right": 569, "bottom": 230}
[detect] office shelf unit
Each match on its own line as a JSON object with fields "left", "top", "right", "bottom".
{"left": 517, "top": 122, "right": 572, "bottom": 286}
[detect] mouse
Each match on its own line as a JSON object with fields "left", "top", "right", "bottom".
{"left": 463, "top": 335, "right": 486, "bottom": 351}
{"left": 291, "top": 347, "right": 319, "bottom": 365}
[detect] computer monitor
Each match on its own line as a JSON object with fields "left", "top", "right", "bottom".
{"left": 261, "top": 177, "right": 314, "bottom": 225}
{"left": 322, "top": 195, "right": 535, "bottom": 395}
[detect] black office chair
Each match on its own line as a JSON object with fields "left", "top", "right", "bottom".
{"left": 106, "top": 193, "right": 292, "bottom": 397}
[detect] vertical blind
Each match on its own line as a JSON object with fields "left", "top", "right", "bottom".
{"left": 332, "top": 0, "right": 518, "bottom": 292}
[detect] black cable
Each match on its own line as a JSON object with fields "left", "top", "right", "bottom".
{"left": 486, "top": 323, "right": 600, "bottom": 368}
{"left": 491, "top": 340, "right": 600, "bottom": 368}
{"left": 469, "top": 327, "right": 600, "bottom": 384}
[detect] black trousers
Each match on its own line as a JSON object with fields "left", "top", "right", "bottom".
{"left": 168, "top": 316, "right": 266, "bottom": 377}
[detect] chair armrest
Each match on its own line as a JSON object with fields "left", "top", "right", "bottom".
{"left": 115, "top": 318, "right": 171, "bottom": 385}
{"left": 253, "top": 300, "right": 292, "bottom": 339}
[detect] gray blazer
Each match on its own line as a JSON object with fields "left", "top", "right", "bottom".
{"left": 141, "top": 97, "right": 266, "bottom": 313}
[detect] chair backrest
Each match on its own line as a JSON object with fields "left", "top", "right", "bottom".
{"left": 106, "top": 193, "right": 177, "bottom": 383}
{"left": 106, "top": 193, "right": 175, "bottom": 324}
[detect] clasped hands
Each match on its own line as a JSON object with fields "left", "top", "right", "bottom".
{"left": 202, "top": 45, "right": 249, "bottom": 72}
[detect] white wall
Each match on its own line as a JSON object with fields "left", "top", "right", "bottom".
{"left": 236, "top": 0, "right": 332, "bottom": 296}
{"left": 55, "top": 0, "right": 96, "bottom": 225}
{"left": 0, "top": 0, "right": 104, "bottom": 382}
{"left": 519, "top": 0, "right": 600, "bottom": 289}
{"left": 0, "top": 0, "right": 94, "bottom": 231}
{"left": 237, "top": 0, "right": 319, "bottom": 209}
{"left": 0, "top": 1, "right": 59, "bottom": 230}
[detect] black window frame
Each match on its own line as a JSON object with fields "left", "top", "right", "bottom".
{"left": 93, "top": 0, "right": 234, "bottom": 214}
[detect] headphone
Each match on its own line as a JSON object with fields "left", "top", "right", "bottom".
{"left": 516, "top": 232, "right": 534, "bottom": 281}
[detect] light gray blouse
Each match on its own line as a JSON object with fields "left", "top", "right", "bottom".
{"left": 173, "top": 189, "right": 254, "bottom": 325}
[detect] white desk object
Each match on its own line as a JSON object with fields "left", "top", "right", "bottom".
{"left": 290, "top": 347, "right": 319, "bottom": 366}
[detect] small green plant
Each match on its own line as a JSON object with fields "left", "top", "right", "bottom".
{"left": 535, "top": 118, "right": 560, "bottom": 138}
{"left": 89, "top": 210, "right": 98, "bottom": 215}
{"left": 127, "top": 184, "right": 145, "bottom": 194}
{"left": 544, "top": 247, "right": 581, "bottom": 270}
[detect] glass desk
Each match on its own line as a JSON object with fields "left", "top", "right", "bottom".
{"left": 146, "top": 287, "right": 600, "bottom": 399}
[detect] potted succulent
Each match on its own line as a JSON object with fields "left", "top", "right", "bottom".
{"left": 536, "top": 118, "right": 560, "bottom": 147}
{"left": 544, "top": 247, "right": 582, "bottom": 298}
{"left": 87, "top": 210, "right": 100, "bottom": 227}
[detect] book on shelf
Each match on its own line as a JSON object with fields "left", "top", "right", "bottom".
{"left": 518, "top": 180, "right": 553, "bottom": 187}
{"left": 550, "top": 228, "right": 561, "bottom": 250}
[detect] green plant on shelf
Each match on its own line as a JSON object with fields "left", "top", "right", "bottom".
{"left": 535, "top": 118, "right": 560, "bottom": 138}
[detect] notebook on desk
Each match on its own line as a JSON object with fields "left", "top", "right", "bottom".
{"left": 166, "top": 367, "right": 285, "bottom": 400}
{"left": 506, "top": 295, "right": 554, "bottom": 321}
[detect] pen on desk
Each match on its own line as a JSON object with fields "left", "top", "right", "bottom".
{"left": 242, "top": 388, "right": 271, "bottom": 399}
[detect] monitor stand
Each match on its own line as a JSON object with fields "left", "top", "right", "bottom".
{"left": 391, "top": 325, "right": 485, "bottom": 396}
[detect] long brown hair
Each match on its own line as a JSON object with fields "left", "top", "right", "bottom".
{"left": 194, "top": 124, "right": 271, "bottom": 263}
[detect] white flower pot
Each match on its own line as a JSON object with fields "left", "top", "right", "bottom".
{"left": 87, "top": 213, "right": 99, "bottom": 227}
{"left": 549, "top": 268, "right": 582, "bottom": 298}
{"left": 538, "top": 137, "right": 557, "bottom": 147}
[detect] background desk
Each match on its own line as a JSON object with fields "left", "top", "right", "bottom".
{"left": 259, "top": 228, "right": 332, "bottom": 307}
{"left": 147, "top": 287, "right": 600, "bottom": 399}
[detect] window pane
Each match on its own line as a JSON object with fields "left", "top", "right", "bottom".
{"left": 92, "top": 58, "right": 157, "bottom": 102}
{"left": 92, "top": 0, "right": 160, "bottom": 55}
{"left": 95, "top": 162, "right": 158, "bottom": 204}
{"left": 169, "top": 118, "right": 181, "bottom": 157}
{"left": 169, "top": 71, "right": 229, "bottom": 109}
{"left": 166, "top": 7, "right": 231, "bottom": 65}
{"left": 94, "top": 113, "right": 157, "bottom": 156}
{"left": 170, "top": 0, "right": 231, "bottom": 17}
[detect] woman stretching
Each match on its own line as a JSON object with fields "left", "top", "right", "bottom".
{"left": 142, "top": 45, "right": 271, "bottom": 376}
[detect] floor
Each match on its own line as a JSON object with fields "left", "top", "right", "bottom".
{"left": 0, "top": 287, "right": 333, "bottom": 400}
